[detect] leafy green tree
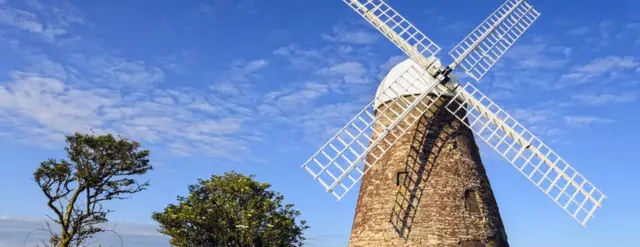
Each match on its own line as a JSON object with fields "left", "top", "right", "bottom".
{"left": 33, "top": 132, "right": 153, "bottom": 247}
{"left": 152, "top": 171, "right": 309, "bottom": 247}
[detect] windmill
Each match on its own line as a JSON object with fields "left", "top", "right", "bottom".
{"left": 301, "top": 0, "right": 606, "bottom": 246}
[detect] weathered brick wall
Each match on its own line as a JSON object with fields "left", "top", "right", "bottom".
{"left": 348, "top": 95, "right": 509, "bottom": 247}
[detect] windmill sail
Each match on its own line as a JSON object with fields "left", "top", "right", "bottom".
{"left": 302, "top": 64, "right": 448, "bottom": 199}
{"left": 300, "top": 0, "right": 605, "bottom": 230}
{"left": 343, "top": 0, "right": 441, "bottom": 71}
{"left": 449, "top": 0, "right": 541, "bottom": 81}
{"left": 446, "top": 82, "right": 606, "bottom": 226}
{"left": 306, "top": 0, "right": 542, "bottom": 200}
{"left": 301, "top": 0, "right": 446, "bottom": 200}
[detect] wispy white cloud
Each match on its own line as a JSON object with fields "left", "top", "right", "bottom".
{"left": 559, "top": 19, "right": 640, "bottom": 52}
{"left": 503, "top": 43, "right": 571, "bottom": 70}
{"left": 566, "top": 26, "right": 590, "bottom": 35}
{"left": 486, "top": 39, "right": 573, "bottom": 93}
{"left": 69, "top": 52, "right": 165, "bottom": 87}
{"left": 273, "top": 42, "right": 377, "bottom": 84}
{"left": 267, "top": 29, "right": 388, "bottom": 145}
{"left": 565, "top": 116, "right": 615, "bottom": 127}
{"left": 321, "top": 23, "right": 379, "bottom": 45}
{"left": 558, "top": 56, "right": 639, "bottom": 86}
{"left": 273, "top": 44, "right": 324, "bottom": 71}
{"left": 0, "top": 53, "right": 266, "bottom": 159}
{"left": 512, "top": 108, "right": 557, "bottom": 125}
{"left": 294, "top": 102, "right": 364, "bottom": 143}
{"left": 25, "top": 0, "right": 45, "bottom": 10}
{"left": 193, "top": 0, "right": 257, "bottom": 17}
{"left": 0, "top": 5, "right": 64, "bottom": 41}
{"left": 104, "top": 60, "right": 165, "bottom": 86}
{"left": 259, "top": 42, "right": 377, "bottom": 146}
{"left": 156, "top": 50, "right": 196, "bottom": 74}
{"left": 317, "top": 61, "right": 370, "bottom": 84}
{"left": 2, "top": 215, "right": 335, "bottom": 247}
{"left": 0, "top": 217, "right": 169, "bottom": 247}
{"left": 218, "top": 59, "right": 268, "bottom": 84}
{"left": 582, "top": 19, "right": 639, "bottom": 51}
{"left": 23, "top": 53, "right": 70, "bottom": 80}
{"left": 265, "top": 82, "right": 332, "bottom": 111}
{"left": 319, "top": 62, "right": 364, "bottom": 76}
{"left": 209, "top": 58, "right": 269, "bottom": 102}
{"left": 0, "top": 1, "right": 83, "bottom": 42}
{"left": 582, "top": 20, "right": 617, "bottom": 50}
{"left": 303, "top": 232, "right": 350, "bottom": 247}
{"left": 273, "top": 39, "right": 379, "bottom": 90}
{"left": 195, "top": 4, "right": 213, "bottom": 16}
{"left": 442, "top": 20, "right": 472, "bottom": 34}
{"left": 378, "top": 55, "right": 405, "bottom": 79}
{"left": 504, "top": 106, "right": 570, "bottom": 143}
{"left": 572, "top": 92, "right": 637, "bottom": 105}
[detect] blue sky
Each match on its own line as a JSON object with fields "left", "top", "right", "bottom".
{"left": 0, "top": 0, "right": 639, "bottom": 246}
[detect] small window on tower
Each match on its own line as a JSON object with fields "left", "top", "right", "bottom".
{"left": 464, "top": 189, "right": 481, "bottom": 215}
{"left": 396, "top": 170, "right": 408, "bottom": 186}
{"left": 460, "top": 241, "right": 485, "bottom": 247}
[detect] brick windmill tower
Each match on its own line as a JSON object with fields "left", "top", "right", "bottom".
{"left": 348, "top": 57, "right": 509, "bottom": 246}
{"left": 301, "top": 0, "right": 606, "bottom": 246}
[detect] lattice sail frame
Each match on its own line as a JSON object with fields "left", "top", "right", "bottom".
{"left": 302, "top": 65, "right": 448, "bottom": 199}
{"left": 343, "top": 0, "right": 441, "bottom": 70}
{"left": 446, "top": 82, "right": 606, "bottom": 226}
{"left": 300, "top": 0, "right": 446, "bottom": 199}
{"left": 449, "top": 0, "right": 541, "bottom": 81}
{"left": 306, "top": 0, "right": 542, "bottom": 201}
{"left": 301, "top": 0, "right": 606, "bottom": 227}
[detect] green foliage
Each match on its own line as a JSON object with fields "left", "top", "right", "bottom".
{"left": 33, "top": 132, "right": 153, "bottom": 247}
{"left": 152, "top": 171, "right": 309, "bottom": 247}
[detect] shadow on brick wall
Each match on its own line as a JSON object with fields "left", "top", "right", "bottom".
{"left": 389, "top": 97, "right": 465, "bottom": 241}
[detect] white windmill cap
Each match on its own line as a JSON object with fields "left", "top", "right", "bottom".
{"left": 374, "top": 57, "right": 455, "bottom": 108}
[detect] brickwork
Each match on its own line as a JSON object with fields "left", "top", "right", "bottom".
{"left": 349, "top": 95, "right": 509, "bottom": 247}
